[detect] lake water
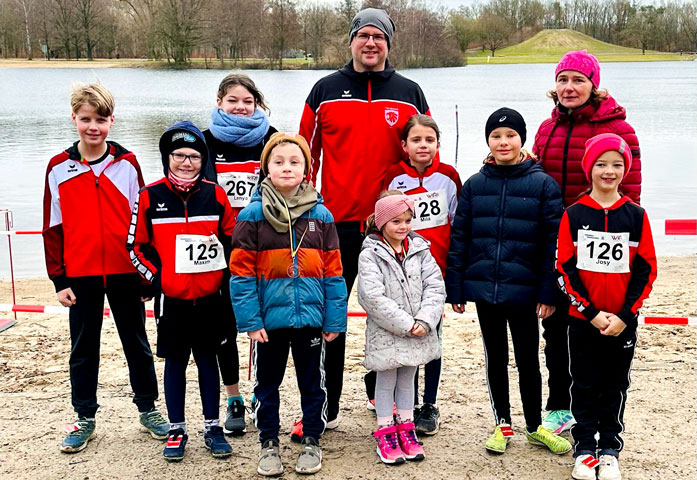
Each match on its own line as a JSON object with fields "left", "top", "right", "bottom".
{"left": 0, "top": 62, "right": 695, "bottom": 279}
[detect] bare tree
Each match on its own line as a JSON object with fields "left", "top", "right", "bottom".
{"left": 300, "top": 3, "right": 334, "bottom": 61}
{"left": 14, "top": 0, "right": 34, "bottom": 59}
{"left": 478, "top": 11, "right": 509, "bottom": 57}
{"left": 265, "top": 0, "right": 300, "bottom": 69}
{"left": 156, "top": 0, "right": 208, "bottom": 66}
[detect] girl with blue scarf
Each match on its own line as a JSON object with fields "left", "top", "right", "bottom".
{"left": 203, "top": 73, "right": 277, "bottom": 438}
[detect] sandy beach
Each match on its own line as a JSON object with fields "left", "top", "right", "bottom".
{"left": 0, "top": 255, "right": 694, "bottom": 479}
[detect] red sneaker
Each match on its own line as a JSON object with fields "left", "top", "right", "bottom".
{"left": 290, "top": 420, "right": 303, "bottom": 443}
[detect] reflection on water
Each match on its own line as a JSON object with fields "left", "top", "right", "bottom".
{"left": 0, "top": 62, "right": 695, "bottom": 278}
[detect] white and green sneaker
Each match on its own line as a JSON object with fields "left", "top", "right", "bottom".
{"left": 485, "top": 421, "right": 514, "bottom": 454}
{"left": 542, "top": 409, "right": 576, "bottom": 434}
{"left": 525, "top": 425, "right": 572, "bottom": 455}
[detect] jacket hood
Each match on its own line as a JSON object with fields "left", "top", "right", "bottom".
{"left": 552, "top": 94, "right": 627, "bottom": 124}
{"left": 339, "top": 59, "right": 396, "bottom": 84}
{"left": 158, "top": 121, "right": 216, "bottom": 181}
{"left": 480, "top": 157, "right": 542, "bottom": 178}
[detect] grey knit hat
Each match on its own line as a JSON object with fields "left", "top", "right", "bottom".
{"left": 349, "top": 8, "right": 395, "bottom": 49}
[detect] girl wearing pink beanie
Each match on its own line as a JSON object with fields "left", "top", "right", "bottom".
{"left": 357, "top": 190, "right": 445, "bottom": 465}
{"left": 557, "top": 133, "right": 656, "bottom": 480}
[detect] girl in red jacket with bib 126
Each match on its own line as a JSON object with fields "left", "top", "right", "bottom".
{"left": 556, "top": 133, "right": 657, "bottom": 480}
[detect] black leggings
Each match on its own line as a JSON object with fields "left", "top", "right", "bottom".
{"left": 164, "top": 348, "right": 220, "bottom": 424}
{"left": 218, "top": 275, "right": 240, "bottom": 386}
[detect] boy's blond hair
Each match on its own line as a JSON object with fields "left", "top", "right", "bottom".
{"left": 70, "top": 82, "right": 115, "bottom": 117}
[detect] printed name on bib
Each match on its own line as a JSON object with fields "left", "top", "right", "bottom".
{"left": 218, "top": 171, "right": 259, "bottom": 208}
{"left": 409, "top": 190, "right": 448, "bottom": 230}
{"left": 175, "top": 234, "right": 226, "bottom": 273}
{"left": 576, "top": 230, "right": 630, "bottom": 273}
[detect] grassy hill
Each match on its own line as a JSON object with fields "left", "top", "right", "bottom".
{"left": 468, "top": 29, "right": 695, "bottom": 64}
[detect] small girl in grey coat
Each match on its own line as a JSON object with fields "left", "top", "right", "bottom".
{"left": 358, "top": 190, "right": 445, "bottom": 465}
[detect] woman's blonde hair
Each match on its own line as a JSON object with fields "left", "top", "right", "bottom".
{"left": 365, "top": 190, "right": 409, "bottom": 235}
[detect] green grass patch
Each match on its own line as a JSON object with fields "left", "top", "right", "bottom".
{"left": 468, "top": 29, "right": 696, "bottom": 63}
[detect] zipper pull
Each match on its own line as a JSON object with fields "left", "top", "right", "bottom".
{"left": 95, "top": 178, "right": 99, "bottom": 187}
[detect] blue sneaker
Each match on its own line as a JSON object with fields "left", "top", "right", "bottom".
{"left": 163, "top": 428, "right": 188, "bottom": 462}
{"left": 60, "top": 418, "right": 96, "bottom": 453}
{"left": 140, "top": 409, "right": 169, "bottom": 440}
{"left": 204, "top": 426, "right": 232, "bottom": 458}
{"left": 542, "top": 410, "right": 576, "bottom": 434}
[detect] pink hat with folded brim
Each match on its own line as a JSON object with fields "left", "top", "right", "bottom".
{"left": 375, "top": 194, "right": 415, "bottom": 230}
{"left": 555, "top": 50, "right": 600, "bottom": 89}
{"left": 581, "top": 133, "right": 633, "bottom": 182}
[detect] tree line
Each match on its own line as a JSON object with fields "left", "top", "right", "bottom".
{"left": 1, "top": 0, "right": 695, "bottom": 68}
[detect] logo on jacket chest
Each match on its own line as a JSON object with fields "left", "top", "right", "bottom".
{"left": 341, "top": 90, "right": 352, "bottom": 98}
{"left": 67, "top": 163, "right": 79, "bottom": 173}
{"left": 385, "top": 107, "right": 399, "bottom": 127}
{"left": 156, "top": 202, "right": 168, "bottom": 212}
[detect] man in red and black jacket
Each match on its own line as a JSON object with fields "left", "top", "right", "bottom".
{"left": 298, "top": 8, "right": 434, "bottom": 429}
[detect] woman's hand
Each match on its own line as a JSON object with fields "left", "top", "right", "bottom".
{"left": 411, "top": 323, "right": 427, "bottom": 337}
{"left": 57, "top": 288, "right": 77, "bottom": 307}
{"left": 248, "top": 328, "right": 269, "bottom": 343}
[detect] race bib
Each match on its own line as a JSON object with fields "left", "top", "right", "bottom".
{"left": 175, "top": 234, "right": 226, "bottom": 273}
{"left": 576, "top": 230, "right": 630, "bottom": 273}
{"left": 410, "top": 190, "right": 448, "bottom": 230}
{"left": 217, "top": 172, "right": 259, "bottom": 208}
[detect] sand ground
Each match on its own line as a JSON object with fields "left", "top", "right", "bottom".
{"left": 0, "top": 255, "right": 694, "bottom": 479}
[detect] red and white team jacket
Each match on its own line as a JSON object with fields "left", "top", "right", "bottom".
{"left": 42, "top": 141, "right": 144, "bottom": 291}
{"left": 556, "top": 195, "right": 657, "bottom": 328}
{"left": 299, "top": 60, "right": 433, "bottom": 223}
{"left": 127, "top": 177, "right": 236, "bottom": 300}
{"left": 383, "top": 158, "right": 462, "bottom": 274}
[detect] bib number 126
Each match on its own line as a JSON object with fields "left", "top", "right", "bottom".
{"left": 576, "top": 230, "right": 630, "bottom": 273}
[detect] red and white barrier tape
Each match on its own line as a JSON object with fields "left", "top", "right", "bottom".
{"left": 1, "top": 219, "right": 696, "bottom": 237}
{"left": 0, "top": 303, "right": 694, "bottom": 325}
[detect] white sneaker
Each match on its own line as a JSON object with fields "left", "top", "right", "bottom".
{"left": 325, "top": 417, "right": 340, "bottom": 430}
{"left": 572, "top": 454, "right": 599, "bottom": 480}
{"left": 598, "top": 454, "right": 622, "bottom": 480}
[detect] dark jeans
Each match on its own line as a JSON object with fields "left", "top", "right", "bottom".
{"left": 68, "top": 273, "right": 158, "bottom": 418}
{"left": 253, "top": 327, "right": 326, "bottom": 443}
{"left": 569, "top": 318, "right": 636, "bottom": 458}
{"left": 476, "top": 301, "right": 542, "bottom": 431}
{"left": 541, "top": 289, "right": 573, "bottom": 411}
{"left": 324, "top": 221, "right": 363, "bottom": 420}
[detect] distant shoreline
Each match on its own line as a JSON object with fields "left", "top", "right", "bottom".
{"left": 1, "top": 52, "right": 694, "bottom": 69}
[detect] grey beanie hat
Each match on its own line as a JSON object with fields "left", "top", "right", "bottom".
{"left": 349, "top": 8, "right": 395, "bottom": 49}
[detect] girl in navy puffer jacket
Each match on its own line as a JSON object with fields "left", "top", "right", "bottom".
{"left": 446, "top": 108, "right": 569, "bottom": 455}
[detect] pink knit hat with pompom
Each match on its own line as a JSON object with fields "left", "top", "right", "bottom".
{"left": 555, "top": 50, "right": 601, "bottom": 88}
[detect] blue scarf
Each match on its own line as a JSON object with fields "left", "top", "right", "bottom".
{"left": 209, "top": 108, "right": 270, "bottom": 148}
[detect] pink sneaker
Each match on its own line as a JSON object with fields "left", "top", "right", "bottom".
{"left": 396, "top": 422, "right": 425, "bottom": 461}
{"left": 373, "top": 425, "right": 406, "bottom": 465}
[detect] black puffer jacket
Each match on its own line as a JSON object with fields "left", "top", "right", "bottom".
{"left": 445, "top": 157, "right": 563, "bottom": 306}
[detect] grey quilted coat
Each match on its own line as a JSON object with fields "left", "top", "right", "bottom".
{"left": 357, "top": 232, "right": 445, "bottom": 372}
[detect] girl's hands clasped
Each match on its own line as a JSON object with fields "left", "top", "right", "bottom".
{"left": 590, "top": 311, "right": 626, "bottom": 336}
{"left": 411, "top": 322, "right": 427, "bottom": 337}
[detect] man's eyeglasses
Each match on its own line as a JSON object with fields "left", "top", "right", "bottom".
{"left": 170, "top": 152, "right": 202, "bottom": 164}
{"left": 355, "top": 32, "right": 386, "bottom": 44}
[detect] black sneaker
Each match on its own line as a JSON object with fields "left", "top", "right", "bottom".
{"left": 163, "top": 428, "right": 188, "bottom": 462}
{"left": 223, "top": 399, "right": 246, "bottom": 436}
{"left": 204, "top": 425, "right": 233, "bottom": 458}
{"left": 414, "top": 403, "right": 440, "bottom": 436}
